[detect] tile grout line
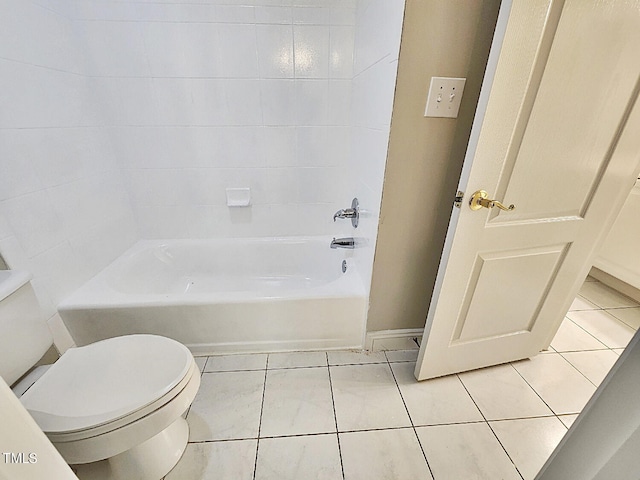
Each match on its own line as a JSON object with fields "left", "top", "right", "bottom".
{"left": 507, "top": 361, "right": 583, "bottom": 432}
{"left": 507, "top": 362, "right": 559, "bottom": 417}
{"left": 601, "top": 306, "right": 640, "bottom": 331}
{"left": 326, "top": 352, "right": 346, "bottom": 480}
{"left": 385, "top": 353, "right": 435, "bottom": 480}
{"left": 562, "top": 315, "right": 612, "bottom": 349}
{"left": 555, "top": 351, "right": 603, "bottom": 389}
{"left": 456, "top": 373, "right": 525, "bottom": 480}
{"left": 184, "top": 355, "right": 209, "bottom": 422}
{"left": 252, "top": 355, "right": 269, "bottom": 480}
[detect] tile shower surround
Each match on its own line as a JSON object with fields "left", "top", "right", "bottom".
{"left": 0, "top": 1, "right": 405, "bottom": 337}
{"left": 169, "top": 279, "right": 638, "bottom": 479}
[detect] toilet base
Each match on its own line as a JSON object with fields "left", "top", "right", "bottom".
{"left": 72, "top": 416, "right": 189, "bottom": 480}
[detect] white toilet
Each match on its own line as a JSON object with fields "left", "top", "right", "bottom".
{"left": 0, "top": 270, "right": 201, "bottom": 480}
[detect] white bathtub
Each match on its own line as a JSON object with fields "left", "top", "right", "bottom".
{"left": 58, "top": 237, "right": 367, "bottom": 354}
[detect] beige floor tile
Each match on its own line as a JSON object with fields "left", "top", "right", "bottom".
{"left": 558, "top": 414, "right": 579, "bottom": 429}
{"left": 260, "top": 367, "right": 335, "bottom": 437}
{"left": 327, "top": 350, "right": 387, "bottom": 365}
{"left": 255, "top": 434, "right": 342, "bottom": 480}
{"left": 187, "top": 371, "right": 264, "bottom": 441}
{"left": 385, "top": 349, "right": 419, "bottom": 363}
{"left": 550, "top": 318, "right": 607, "bottom": 352}
{"left": 391, "top": 363, "right": 483, "bottom": 425}
{"left": 490, "top": 417, "right": 567, "bottom": 479}
{"left": 567, "top": 310, "right": 635, "bottom": 349}
{"left": 341, "top": 428, "right": 432, "bottom": 480}
{"left": 266, "top": 351, "right": 327, "bottom": 369}
{"left": 194, "top": 356, "right": 207, "bottom": 372}
{"left": 204, "top": 353, "right": 268, "bottom": 372}
{"left": 372, "top": 337, "right": 420, "bottom": 351}
{"left": 512, "top": 354, "right": 596, "bottom": 415}
{"left": 166, "top": 440, "right": 257, "bottom": 480}
{"left": 458, "top": 364, "right": 552, "bottom": 420}
{"left": 417, "top": 423, "right": 520, "bottom": 480}
{"left": 560, "top": 350, "right": 619, "bottom": 386}
{"left": 331, "top": 363, "right": 411, "bottom": 431}
{"left": 569, "top": 296, "right": 599, "bottom": 311}
{"left": 607, "top": 307, "right": 640, "bottom": 330}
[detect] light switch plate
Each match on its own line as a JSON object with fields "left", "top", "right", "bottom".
{"left": 424, "top": 77, "right": 466, "bottom": 118}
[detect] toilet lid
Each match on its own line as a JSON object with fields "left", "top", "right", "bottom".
{"left": 20, "top": 335, "right": 193, "bottom": 433}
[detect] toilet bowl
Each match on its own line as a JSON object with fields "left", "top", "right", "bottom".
{"left": 20, "top": 335, "right": 201, "bottom": 480}
{"left": 0, "top": 271, "right": 201, "bottom": 480}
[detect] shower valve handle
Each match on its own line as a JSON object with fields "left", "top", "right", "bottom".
{"left": 332, "top": 198, "right": 359, "bottom": 228}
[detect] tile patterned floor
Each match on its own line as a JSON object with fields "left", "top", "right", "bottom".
{"left": 166, "top": 279, "right": 639, "bottom": 480}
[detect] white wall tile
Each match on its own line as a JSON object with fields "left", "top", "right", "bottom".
{"left": 76, "top": 21, "right": 149, "bottom": 77}
{"left": 257, "top": 25, "right": 294, "bottom": 78}
{"left": 330, "top": 6, "right": 357, "bottom": 26}
{"left": 255, "top": 6, "right": 292, "bottom": 24}
{"left": 0, "top": 0, "right": 403, "bottom": 308}
{"left": 0, "top": 5, "right": 139, "bottom": 316}
{"left": 0, "top": 191, "right": 66, "bottom": 258}
{"left": 29, "top": 241, "right": 82, "bottom": 306}
{"left": 0, "top": 61, "right": 84, "bottom": 128}
{"left": 141, "top": 23, "right": 220, "bottom": 78}
{"left": 298, "top": 167, "right": 342, "bottom": 203}
{"left": 293, "top": 7, "right": 330, "bottom": 25}
{"left": 134, "top": 3, "right": 218, "bottom": 23}
{"left": 261, "top": 79, "right": 297, "bottom": 125}
{"left": 0, "top": 212, "right": 11, "bottom": 241}
{"left": 345, "top": 0, "right": 404, "bottom": 289}
{"left": 215, "top": 5, "right": 256, "bottom": 23}
{"left": 0, "top": 132, "right": 44, "bottom": 200}
{"left": 352, "top": 57, "right": 399, "bottom": 130}
{"left": 295, "top": 126, "right": 328, "bottom": 166}
{"left": 0, "top": 2, "right": 82, "bottom": 73}
{"left": 111, "top": 127, "right": 173, "bottom": 169}
{"left": 329, "top": 26, "right": 354, "bottom": 79}
{"left": 98, "top": 77, "right": 158, "bottom": 126}
{"left": 326, "top": 126, "right": 351, "bottom": 166}
{"left": 266, "top": 168, "right": 300, "bottom": 204}
{"left": 222, "top": 80, "right": 263, "bottom": 125}
{"left": 70, "top": 1, "right": 141, "bottom": 21}
{"left": 259, "top": 127, "right": 297, "bottom": 167}
{"left": 352, "top": 0, "right": 404, "bottom": 76}
{"left": 294, "top": 25, "right": 330, "bottom": 78}
{"left": 67, "top": 213, "right": 138, "bottom": 281}
{"left": 295, "top": 80, "right": 329, "bottom": 125}
{"left": 216, "top": 24, "right": 259, "bottom": 78}
{"left": 328, "top": 80, "right": 351, "bottom": 125}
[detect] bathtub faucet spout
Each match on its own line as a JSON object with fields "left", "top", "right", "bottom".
{"left": 330, "top": 237, "right": 355, "bottom": 249}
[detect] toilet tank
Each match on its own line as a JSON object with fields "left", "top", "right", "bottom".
{"left": 0, "top": 271, "right": 53, "bottom": 386}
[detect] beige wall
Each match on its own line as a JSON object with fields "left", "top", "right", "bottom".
{"left": 367, "top": 0, "right": 501, "bottom": 332}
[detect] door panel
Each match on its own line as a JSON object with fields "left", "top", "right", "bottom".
{"left": 416, "top": 0, "right": 640, "bottom": 380}
{"left": 454, "top": 244, "right": 566, "bottom": 343}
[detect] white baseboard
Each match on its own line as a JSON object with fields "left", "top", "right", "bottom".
{"left": 590, "top": 267, "right": 640, "bottom": 303}
{"left": 365, "top": 328, "right": 423, "bottom": 351}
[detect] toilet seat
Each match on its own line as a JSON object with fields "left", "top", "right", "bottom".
{"left": 21, "top": 334, "right": 192, "bottom": 434}
{"left": 19, "top": 335, "right": 200, "bottom": 464}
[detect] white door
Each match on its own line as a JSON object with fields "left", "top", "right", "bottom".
{"left": 415, "top": 0, "right": 640, "bottom": 380}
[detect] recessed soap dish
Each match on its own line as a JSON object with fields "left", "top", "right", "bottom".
{"left": 226, "top": 188, "right": 251, "bottom": 207}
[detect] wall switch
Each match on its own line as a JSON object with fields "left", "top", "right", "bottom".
{"left": 424, "top": 77, "right": 466, "bottom": 118}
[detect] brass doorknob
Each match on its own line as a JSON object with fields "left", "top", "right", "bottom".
{"left": 469, "top": 190, "right": 515, "bottom": 211}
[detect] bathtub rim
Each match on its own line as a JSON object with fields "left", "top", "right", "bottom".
{"left": 58, "top": 236, "right": 366, "bottom": 310}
